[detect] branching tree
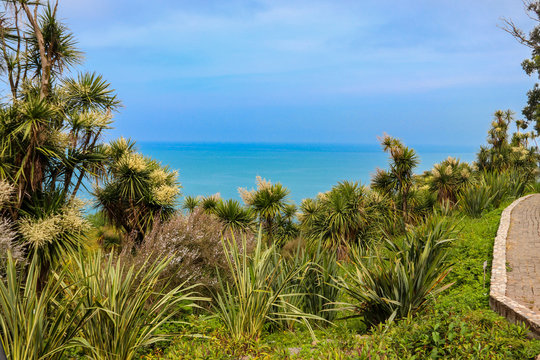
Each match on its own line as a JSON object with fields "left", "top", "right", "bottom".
{"left": 502, "top": 1, "right": 540, "bottom": 136}
{"left": 371, "top": 134, "right": 419, "bottom": 223}
{"left": 0, "top": 1, "right": 120, "bottom": 284}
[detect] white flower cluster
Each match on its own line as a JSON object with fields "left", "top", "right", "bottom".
{"left": 152, "top": 184, "right": 179, "bottom": 205}
{"left": 18, "top": 200, "right": 90, "bottom": 248}
{"left": 0, "top": 180, "right": 14, "bottom": 208}
{"left": 120, "top": 153, "right": 147, "bottom": 172}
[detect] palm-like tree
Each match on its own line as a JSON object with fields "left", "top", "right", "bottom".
{"left": 239, "top": 177, "right": 291, "bottom": 242}
{"left": 427, "top": 157, "right": 472, "bottom": 204}
{"left": 201, "top": 193, "right": 221, "bottom": 214}
{"left": 299, "top": 181, "right": 375, "bottom": 254}
{"left": 182, "top": 195, "right": 201, "bottom": 214}
{"left": 371, "top": 134, "right": 419, "bottom": 222}
{"left": 94, "top": 142, "right": 180, "bottom": 245}
{"left": 213, "top": 199, "right": 255, "bottom": 234}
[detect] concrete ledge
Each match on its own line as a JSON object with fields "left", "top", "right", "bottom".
{"left": 489, "top": 194, "right": 540, "bottom": 338}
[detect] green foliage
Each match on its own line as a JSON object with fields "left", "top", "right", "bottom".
{"left": 458, "top": 183, "right": 495, "bottom": 218}
{"left": 0, "top": 253, "right": 93, "bottom": 360}
{"left": 298, "top": 243, "right": 340, "bottom": 323}
{"left": 213, "top": 199, "right": 256, "bottom": 234}
{"left": 0, "top": 2, "right": 121, "bottom": 277}
{"left": 181, "top": 195, "right": 200, "bottom": 214}
{"left": 426, "top": 157, "right": 473, "bottom": 204}
{"left": 340, "top": 217, "right": 456, "bottom": 327}
{"left": 299, "top": 182, "right": 391, "bottom": 254}
{"left": 239, "top": 177, "right": 295, "bottom": 243}
{"left": 364, "top": 309, "right": 540, "bottom": 360}
{"left": 66, "top": 250, "right": 205, "bottom": 360}
{"left": 482, "top": 170, "right": 528, "bottom": 206}
{"left": 476, "top": 110, "right": 539, "bottom": 176}
{"left": 503, "top": 3, "right": 540, "bottom": 136}
{"left": 371, "top": 134, "right": 419, "bottom": 222}
{"left": 94, "top": 138, "right": 180, "bottom": 245}
{"left": 212, "top": 233, "right": 319, "bottom": 342}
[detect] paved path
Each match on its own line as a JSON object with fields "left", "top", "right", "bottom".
{"left": 506, "top": 194, "right": 540, "bottom": 312}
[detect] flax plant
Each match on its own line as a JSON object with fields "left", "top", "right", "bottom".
{"left": 66, "top": 250, "right": 206, "bottom": 360}
{"left": 213, "top": 232, "right": 318, "bottom": 342}
{"left": 340, "top": 217, "right": 456, "bottom": 327}
{"left": 0, "top": 253, "right": 93, "bottom": 360}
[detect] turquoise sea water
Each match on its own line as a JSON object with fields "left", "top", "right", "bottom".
{"left": 137, "top": 142, "right": 477, "bottom": 204}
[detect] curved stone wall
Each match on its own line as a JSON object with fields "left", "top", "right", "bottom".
{"left": 489, "top": 194, "right": 540, "bottom": 338}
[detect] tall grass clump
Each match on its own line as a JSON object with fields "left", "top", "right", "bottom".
{"left": 299, "top": 243, "right": 340, "bottom": 324}
{"left": 67, "top": 250, "right": 205, "bottom": 360}
{"left": 483, "top": 171, "right": 528, "bottom": 206}
{"left": 458, "top": 184, "right": 494, "bottom": 218}
{"left": 0, "top": 253, "right": 92, "bottom": 360}
{"left": 269, "top": 243, "right": 339, "bottom": 331}
{"left": 340, "top": 217, "right": 456, "bottom": 327}
{"left": 213, "top": 232, "right": 319, "bottom": 342}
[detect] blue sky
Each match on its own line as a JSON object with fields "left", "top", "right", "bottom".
{"left": 60, "top": 0, "right": 536, "bottom": 146}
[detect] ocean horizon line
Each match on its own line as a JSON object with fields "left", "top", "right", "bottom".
{"left": 137, "top": 141, "right": 478, "bottom": 154}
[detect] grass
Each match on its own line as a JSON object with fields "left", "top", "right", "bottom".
{"left": 145, "top": 200, "right": 540, "bottom": 359}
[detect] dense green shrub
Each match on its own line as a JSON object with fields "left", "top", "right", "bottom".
{"left": 67, "top": 250, "right": 204, "bottom": 360}
{"left": 363, "top": 309, "right": 540, "bottom": 359}
{"left": 212, "top": 234, "right": 319, "bottom": 342}
{"left": 340, "top": 217, "right": 457, "bottom": 327}
{"left": 458, "top": 183, "right": 494, "bottom": 218}
{"left": 427, "top": 156, "right": 473, "bottom": 204}
{"left": 0, "top": 253, "right": 93, "bottom": 360}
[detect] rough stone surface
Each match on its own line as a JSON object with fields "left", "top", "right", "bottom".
{"left": 489, "top": 194, "right": 540, "bottom": 337}
{"left": 506, "top": 195, "right": 540, "bottom": 312}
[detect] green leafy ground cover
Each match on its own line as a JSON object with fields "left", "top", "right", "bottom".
{"left": 144, "top": 203, "right": 540, "bottom": 360}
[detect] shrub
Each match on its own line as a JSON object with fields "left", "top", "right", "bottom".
{"left": 363, "top": 309, "right": 540, "bottom": 359}
{"left": 427, "top": 156, "right": 473, "bottom": 204}
{"left": 299, "top": 243, "right": 340, "bottom": 324}
{"left": 340, "top": 217, "right": 456, "bottom": 327}
{"left": 0, "top": 253, "right": 93, "bottom": 360}
{"left": 458, "top": 184, "right": 494, "bottom": 218}
{"left": 482, "top": 170, "right": 527, "bottom": 206}
{"left": 122, "top": 209, "right": 254, "bottom": 296}
{"left": 299, "top": 182, "right": 391, "bottom": 254}
{"left": 67, "top": 250, "right": 205, "bottom": 360}
{"left": 212, "top": 233, "right": 319, "bottom": 342}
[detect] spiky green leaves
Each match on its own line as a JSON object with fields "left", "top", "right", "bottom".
{"left": 95, "top": 139, "right": 180, "bottom": 244}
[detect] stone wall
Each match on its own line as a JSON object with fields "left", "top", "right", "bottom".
{"left": 489, "top": 194, "right": 540, "bottom": 338}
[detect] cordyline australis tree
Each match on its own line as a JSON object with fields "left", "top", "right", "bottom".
{"left": 94, "top": 138, "right": 181, "bottom": 246}
{"left": 239, "top": 176, "right": 296, "bottom": 244}
{"left": 0, "top": 0, "right": 121, "bottom": 285}
{"left": 476, "top": 110, "right": 539, "bottom": 176}
{"left": 371, "top": 134, "right": 419, "bottom": 223}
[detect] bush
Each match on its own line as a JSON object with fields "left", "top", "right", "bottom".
{"left": 458, "top": 184, "right": 494, "bottom": 218}
{"left": 340, "top": 217, "right": 456, "bottom": 327}
{"left": 0, "top": 253, "right": 92, "bottom": 360}
{"left": 364, "top": 309, "right": 540, "bottom": 359}
{"left": 67, "top": 250, "right": 204, "bottom": 360}
{"left": 121, "top": 209, "right": 254, "bottom": 297}
{"left": 270, "top": 242, "right": 340, "bottom": 331}
{"left": 212, "top": 233, "right": 319, "bottom": 342}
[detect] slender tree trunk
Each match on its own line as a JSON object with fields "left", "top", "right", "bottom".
{"left": 21, "top": 3, "right": 50, "bottom": 99}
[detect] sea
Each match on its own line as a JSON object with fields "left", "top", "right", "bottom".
{"left": 136, "top": 142, "right": 477, "bottom": 205}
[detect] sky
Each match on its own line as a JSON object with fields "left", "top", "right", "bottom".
{"left": 59, "top": 0, "right": 537, "bottom": 146}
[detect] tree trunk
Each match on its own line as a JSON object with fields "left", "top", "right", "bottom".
{"left": 21, "top": 3, "right": 50, "bottom": 99}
